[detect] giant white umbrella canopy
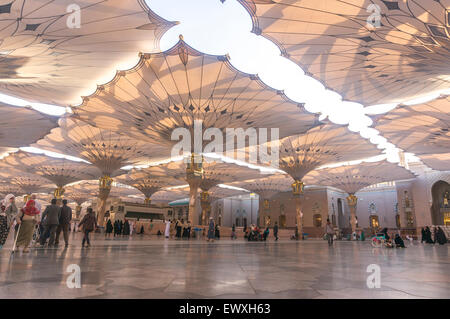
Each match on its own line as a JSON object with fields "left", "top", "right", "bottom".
{"left": 375, "top": 95, "right": 450, "bottom": 157}
{"left": 2, "top": 150, "right": 101, "bottom": 199}
{"left": 33, "top": 117, "right": 171, "bottom": 226}
{"left": 64, "top": 179, "right": 141, "bottom": 218}
{"left": 115, "top": 169, "right": 186, "bottom": 204}
{"left": 0, "top": 0, "right": 176, "bottom": 105}
{"left": 253, "top": 123, "right": 380, "bottom": 237}
{"left": 0, "top": 102, "right": 57, "bottom": 148}
{"left": 277, "top": 124, "right": 380, "bottom": 181}
{"left": 0, "top": 183, "right": 22, "bottom": 197}
{"left": 0, "top": 168, "right": 54, "bottom": 199}
{"left": 236, "top": 0, "right": 450, "bottom": 105}
{"left": 304, "top": 160, "right": 416, "bottom": 231}
{"left": 72, "top": 36, "right": 320, "bottom": 150}
{"left": 207, "top": 186, "right": 249, "bottom": 203}
{"left": 138, "top": 157, "right": 269, "bottom": 225}
{"left": 151, "top": 187, "right": 190, "bottom": 206}
{"left": 230, "top": 174, "right": 293, "bottom": 201}
{"left": 230, "top": 174, "right": 293, "bottom": 227}
{"left": 419, "top": 153, "right": 450, "bottom": 171}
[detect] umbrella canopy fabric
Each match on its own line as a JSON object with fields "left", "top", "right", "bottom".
{"left": 236, "top": 0, "right": 450, "bottom": 105}
{"left": 0, "top": 0, "right": 176, "bottom": 105}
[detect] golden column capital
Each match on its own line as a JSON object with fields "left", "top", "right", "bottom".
{"left": 54, "top": 186, "right": 65, "bottom": 199}
{"left": 291, "top": 180, "right": 304, "bottom": 196}
{"left": 263, "top": 199, "right": 270, "bottom": 209}
{"left": 200, "top": 191, "right": 209, "bottom": 203}
{"left": 346, "top": 194, "right": 358, "bottom": 207}
{"left": 99, "top": 175, "right": 113, "bottom": 190}
{"left": 186, "top": 153, "right": 204, "bottom": 179}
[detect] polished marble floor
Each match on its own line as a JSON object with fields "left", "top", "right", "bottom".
{"left": 0, "top": 233, "right": 449, "bottom": 299}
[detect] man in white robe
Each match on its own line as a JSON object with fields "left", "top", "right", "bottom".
{"left": 164, "top": 220, "right": 171, "bottom": 238}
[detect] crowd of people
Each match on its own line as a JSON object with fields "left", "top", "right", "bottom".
{"left": 1, "top": 193, "right": 448, "bottom": 252}
{"left": 104, "top": 218, "right": 133, "bottom": 238}
{"left": 0, "top": 194, "right": 98, "bottom": 252}
{"left": 421, "top": 226, "right": 447, "bottom": 245}
{"left": 164, "top": 218, "right": 194, "bottom": 239}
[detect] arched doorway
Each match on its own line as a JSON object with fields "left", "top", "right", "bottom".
{"left": 431, "top": 180, "right": 450, "bottom": 225}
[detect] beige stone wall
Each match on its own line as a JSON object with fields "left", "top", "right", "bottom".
{"left": 410, "top": 165, "right": 450, "bottom": 227}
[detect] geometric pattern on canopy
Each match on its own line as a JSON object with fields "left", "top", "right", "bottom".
{"left": 419, "top": 153, "right": 450, "bottom": 171}
{"left": 2, "top": 150, "right": 100, "bottom": 187}
{"left": 238, "top": 0, "right": 450, "bottom": 105}
{"left": 277, "top": 123, "right": 381, "bottom": 180}
{"left": 115, "top": 169, "right": 186, "bottom": 198}
{"left": 72, "top": 38, "right": 320, "bottom": 148}
{"left": 0, "top": 183, "right": 22, "bottom": 197}
{"left": 303, "top": 160, "right": 416, "bottom": 194}
{"left": 151, "top": 188, "right": 190, "bottom": 205}
{"left": 138, "top": 157, "right": 269, "bottom": 192}
{"left": 208, "top": 186, "right": 249, "bottom": 202}
{"left": 0, "top": 102, "right": 57, "bottom": 148}
{"left": 0, "top": 0, "right": 175, "bottom": 105}
{"left": 229, "top": 174, "right": 293, "bottom": 199}
{"left": 0, "top": 169, "right": 54, "bottom": 194}
{"left": 63, "top": 181, "right": 98, "bottom": 206}
{"left": 33, "top": 117, "right": 170, "bottom": 175}
{"left": 64, "top": 180, "right": 141, "bottom": 201}
{"left": 375, "top": 95, "right": 450, "bottom": 155}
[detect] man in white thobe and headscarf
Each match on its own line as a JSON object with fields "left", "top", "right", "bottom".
{"left": 164, "top": 220, "right": 171, "bottom": 239}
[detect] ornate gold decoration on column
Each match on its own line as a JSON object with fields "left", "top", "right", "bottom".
{"left": 144, "top": 197, "right": 151, "bottom": 205}
{"left": 291, "top": 180, "right": 304, "bottom": 195}
{"left": 346, "top": 193, "right": 358, "bottom": 233}
{"left": 97, "top": 175, "right": 113, "bottom": 227}
{"left": 292, "top": 180, "right": 304, "bottom": 240}
{"left": 54, "top": 186, "right": 65, "bottom": 199}
{"left": 75, "top": 205, "right": 82, "bottom": 219}
{"left": 23, "top": 194, "right": 31, "bottom": 203}
{"left": 263, "top": 199, "right": 270, "bottom": 210}
{"left": 186, "top": 153, "right": 203, "bottom": 224}
{"left": 200, "top": 191, "right": 210, "bottom": 226}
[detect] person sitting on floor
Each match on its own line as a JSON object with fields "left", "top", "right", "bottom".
{"left": 435, "top": 227, "right": 447, "bottom": 245}
{"left": 394, "top": 234, "right": 406, "bottom": 248}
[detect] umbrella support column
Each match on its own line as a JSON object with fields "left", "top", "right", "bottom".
{"left": 97, "top": 175, "right": 113, "bottom": 227}
{"left": 347, "top": 194, "right": 358, "bottom": 235}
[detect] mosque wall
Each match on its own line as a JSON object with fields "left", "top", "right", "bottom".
{"left": 260, "top": 188, "right": 331, "bottom": 236}
{"left": 218, "top": 196, "right": 259, "bottom": 227}
{"left": 409, "top": 165, "right": 450, "bottom": 227}
{"left": 355, "top": 186, "right": 398, "bottom": 229}
{"left": 326, "top": 188, "right": 350, "bottom": 229}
